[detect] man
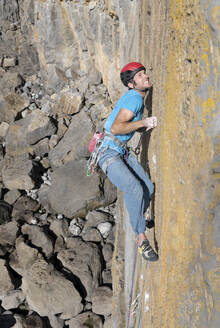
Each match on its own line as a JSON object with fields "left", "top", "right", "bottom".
{"left": 98, "top": 62, "right": 158, "bottom": 261}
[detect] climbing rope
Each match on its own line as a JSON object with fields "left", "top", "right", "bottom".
{"left": 127, "top": 241, "right": 139, "bottom": 328}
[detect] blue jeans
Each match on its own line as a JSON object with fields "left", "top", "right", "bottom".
{"left": 98, "top": 148, "right": 154, "bottom": 235}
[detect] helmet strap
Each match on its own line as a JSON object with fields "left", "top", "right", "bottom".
{"left": 131, "top": 80, "right": 148, "bottom": 93}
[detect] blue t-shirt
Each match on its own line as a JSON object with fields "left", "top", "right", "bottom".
{"left": 103, "top": 89, "right": 144, "bottom": 154}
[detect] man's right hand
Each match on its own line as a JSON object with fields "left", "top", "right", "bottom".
{"left": 142, "top": 116, "right": 157, "bottom": 131}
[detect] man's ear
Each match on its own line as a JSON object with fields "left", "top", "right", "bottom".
{"left": 127, "top": 81, "right": 134, "bottom": 89}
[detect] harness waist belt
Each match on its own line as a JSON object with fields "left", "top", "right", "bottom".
{"left": 104, "top": 131, "right": 128, "bottom": 149}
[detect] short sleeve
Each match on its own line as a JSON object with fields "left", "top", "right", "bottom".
{"left": 121, "top": 95, "right": 143, "bottom": 115}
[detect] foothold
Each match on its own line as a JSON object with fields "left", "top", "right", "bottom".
{"left": 144, "top": 305, "right": 149, "bottom": 312}
{"left": 145, "top": 292, "right": 150, "bottom": 303}
{"left": 97, "top": 222, "right": 112, "bottom": 238}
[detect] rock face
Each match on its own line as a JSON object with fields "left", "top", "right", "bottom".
{"left": 0, "top": 0, "right": 219, "bottom": 328}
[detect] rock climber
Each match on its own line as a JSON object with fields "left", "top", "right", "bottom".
{"left": 98, "top": 62, "right": 158, "bottom": 261}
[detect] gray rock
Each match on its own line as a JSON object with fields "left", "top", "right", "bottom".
{"left": 12, "top": 196, "right": 40, "bottom": 221}
{"left": 49, "top": 134, "right": 59, "bottom": 150}
{"left": 84, "top": 210, "right": 113, "bottom": 230}
{"left": 2, "top": 155, "right": 34, "bottom": 190}
{"left": 55, "top": 89, "right": 84, "bottom": 115}
{"left": 0, "top": 122, "right": 9, "bottom": 137}
{"left": 4, "top": 190, "right": 20, "bottom": 205}
{"left": 102, "top": 243, "right": 113, "bottom": 263}
{"left": 0, "top": 200, "right": 12, "bottom": 224}
{"left": 82, "top": 227, "right": 103, "bottom": 242}
{"left": 21, "top": 313, "right": 44, "bottom": 328}
{"left": 67, "top": 311, "right": 103, "bottom": 328}
{"left": 103, "top": 315, "right": 112, "bottom": 328}
{"left": 5, "top": 109, "right": 56, "bottom": 156}
{"left": 0, "top": 221, "right": 18, "bottom": 246}
{"left": 49, "top": 218, "right": 69, "bottom": 239}
{"left": 0, "top": 93, "right": 30, "bottom": 124}
{"left": 97, "top": 222, "right": 113, "bottom": 239}
{"left": 0, "top": 259, "right": 14, "bottom": 298}
{"left": 1, "top": 289, "right": 25, "bottom": 310}
{"left": 10, "top": 237, "right": 83, "bottom": 318}
{"left": 57, "top": 117, "right": 68, "bottom": 138}
{"left": 32, "top": 138, "right": 49, "bottom": 157}
{"left": 49, "top": 111, "right": 93, "bottom": 167}
{"left": 9, "top": 236, "right": 39, "bottom": 276}
{"left": 21, "top": 224, "right": 53, "bottom": 258}
{"left": 38, "top": 159, "right": 104, "bottom": 218}
{"left": 2, "top": 57, "right": 17, "bottom": 67}
{"left": 48, "top": 315, "right": 64, "bottom": 328}
{"left": 57, "top": 237, "right": 102, "bottom": 301}
{"left": 102, "top": 269, "right": 112, "bottom": 285}
{"left": 92, "top": 286, "right": 113, "bottom": 316}
{"left": 22, "top": 265, "right": 83, "bottom": 318}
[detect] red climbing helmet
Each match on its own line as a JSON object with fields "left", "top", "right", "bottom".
{"left": 120, "top": 62, "right": 145, "bottom": 87}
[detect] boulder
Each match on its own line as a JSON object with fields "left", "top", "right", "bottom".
{"left": 0, "top": 93, "right": 29, "bottom": 124}
{"left": 12, "top": 196, "right": 40, "bottom": 221}
{"left": 0, "top": 200, "right": 12, "bottom": 224}
{"left": 22, "top": 268, "right": 83, "bottom": 318}
{"left": 103, "top": 315, "right": 112, "bottom": 328}
{"left": 102, "top": 243, "right": 113, "bottom": 263}
{"left": 32, "top": 138, "right": 49, "bottom": 157}
{"left": 9, "top": 237, "right": 83, "bottom": 318}
{"left": 1, "top": 289, "right": 25, "bottom": 310}
{"left": 57, "top": 237, "right": 102, "bottom": 301}
{"left": 5, "top": 109, "right": 56, "bottom": 156}
{"left": 55, "top": 88, "right": 84, "bottom": 115}
{"left": 84, "top": 210, "right": 114, "bottom": 230}
{"left": 92, "top": 286, "right": 112, "bottom": 316}
{"left": 67, "top": 311, "right": 103, "bottom": 328}
{"left": 2, "top": 57, "right": 17, "bottom": 67}
{"left": 102, "top": 269, "right": 112, "bottom": 285}
{"left": 38, "top": 159, "right": 116, "bottom": 218}
{"left": 0, "top": 221, "right": 18, "bottom": 246}
{"left": 49, "top": 218, "right": 69, "bottom": 239}
{"left": 9, "top": 237, "right": 39, "bottom": 276}
{"left": 1, "top": 155, "right": 34, "bottom": 190}
{"left": 0, "top": 122, "right": 9, "bottom": 138}
{"left": 4, "top": 190, "right": 20, "bottom": 205}
{"left": 21, "top": 224, "right": 54, "bottom": 258}
{"left": 82, "top": 227, "right": 103, "bottom": 242}
{"left": 49, "top": 110, "right": 93, "bottom": 167}
{"left": 0, "top": 259, "right": 14, "bottom": 298}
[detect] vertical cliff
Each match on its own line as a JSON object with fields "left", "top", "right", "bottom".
{"left": 0, "top": 0, "right": 219, "bottom": 327}
{"left": 111, "top": 0, "right": 220, "bottom": 327}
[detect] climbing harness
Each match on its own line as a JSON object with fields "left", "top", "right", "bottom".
{"left": 87, "top": 131, "right": 143, "bottom": 176}
{"left": 87, "top": 131, "right": 128, "bottom": 176}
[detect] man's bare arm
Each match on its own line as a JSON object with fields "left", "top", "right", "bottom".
{"left": 111, "top": 108, "right": 157, "bottom": 135}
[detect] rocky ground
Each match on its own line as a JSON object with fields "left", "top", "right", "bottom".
{"left": 0, "top": 2, "right": 119, "bottom": 327}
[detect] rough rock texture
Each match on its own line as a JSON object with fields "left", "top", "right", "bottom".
{"left": 110, "top": 1, "right": 220, "bottom": 328}
{"left": 0, "top": 0, "right": 219, "bottom": 327}
{"left": 57, "top": 237, "right": 102, "bottom": 301}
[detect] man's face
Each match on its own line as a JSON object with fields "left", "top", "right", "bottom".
{"left": 132, "top": 69, "right": 152, "bottom": 89}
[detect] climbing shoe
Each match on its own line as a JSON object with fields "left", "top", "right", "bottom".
{"left": 138, "top": 239, "right": 158, "bottom": 261}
